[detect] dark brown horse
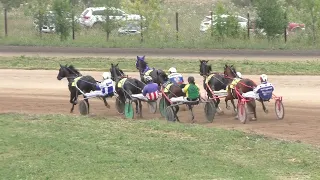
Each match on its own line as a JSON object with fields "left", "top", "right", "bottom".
{"left": 224, "top": 64, "right": 258, "bottom": 120}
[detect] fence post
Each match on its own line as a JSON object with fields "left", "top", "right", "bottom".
{"left": 284, "top": 12, "right": 287, "bottom": 43}
{"left": 175, "top": 12, "right": 179, "bottom": 41}
{"left": 247, "top": 12, "right": 250, "bottom": 39}
{"left": 72, "top": 13, "right": 75, "bottom": 40}
{"left": 4, "top": 8, "right": 8, "bottom": 37}
{"left": 210, "top": 11, "right": 213, "bottom": 37}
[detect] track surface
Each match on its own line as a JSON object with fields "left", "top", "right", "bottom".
{"left": 1, "top": 69, "right": 320, "bottom": 146}
{"left": 1, "top": 46, "right": 320, "bottom": 60}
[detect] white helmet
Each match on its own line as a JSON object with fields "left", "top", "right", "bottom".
{"left": 168, "top": 67, "right": 177, "bottom": 73}
{"left": 260, "top": 74, "right": 268, "bottom": 82}
{"left": 236, "top": 72, "right": 242, "bottom": 78}
{"left": 144, "top": 75, "right": 153, "bottom": 83}
{"left": 102, "top": 72, "right": 111, "bottom": 80}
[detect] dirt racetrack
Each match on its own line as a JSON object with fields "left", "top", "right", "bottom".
{"left": 1, "top": 69, "right": 320, "bottom": 146}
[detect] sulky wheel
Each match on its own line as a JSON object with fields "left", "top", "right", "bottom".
{"left": 237, "top": 102, "right": 248, "bottom": 124}
{"left": 115, "top": 98, "right": 125, "bottom": 114}
{"left": 165, "top": 106, "right": 175, "bottom": 122}
{"left": 124, "top": 101, "right": 134, "bottom": 119}
{"left": 159, "top": 97, "right": 167, "bottom": 117}
{"left": 204, "top": 101, "right": 217, "bottom": 123}
{"left": 147, "top": 101, "right": 157, "bottom": 114}
{"left": 79, "top": 100, "right": 89, "bottom": 116}
{"left": 275, "top": 99, "right": 285, "bottom": 120}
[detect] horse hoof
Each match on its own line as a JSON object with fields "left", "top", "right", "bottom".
{"left": 226, "top": 106, "right": 230, "bottom": 110}
{"left": 106, "top": 104, "right": 110, "bottom": 109}
{"left": 251, "top": 117, "right": 257, "bottom": 121}
{"left": 264, "top": 109, "right": 269, "bottom": 114}
{"left": 234, "top": 115, "right": 238, "bottom": 120}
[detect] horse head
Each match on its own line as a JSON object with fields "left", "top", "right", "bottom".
{"left": 136, "top": 55, "right": 147, "bottom": 73}
{"left": 224, "top": 64, "right": 237, "bottom": 79}
{"left": 57, "top": 64, "right": 69, "bottom": 80}
{"left": 156, "top": 70, "right": 169, "bottom": 85}
{"left": 199, "top": 60, "right": 211, "bottom": 76}
{"left": 110, "top": 63, "right": 124, "bottom": 81}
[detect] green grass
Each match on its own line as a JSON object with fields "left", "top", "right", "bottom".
{"left": 0, "top": 1, "right": 317, "bottom": 50}
{"left": 1, "top": 56, "right": 320, "bottom": 75}
{"left": 0, "top": 113, "right": 320, "bottom": 179}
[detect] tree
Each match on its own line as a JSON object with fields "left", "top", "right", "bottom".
{"left": 0, "top": 0, "right": 26, "bottom": 10}
{"left": 27, "top": 0, "right": 51, "bottom": 37}
{"left": 255, "top": 0, "right": 287, "bottom": 39}
{"left": 102, "top": 8, "right": 120, "bottom": 41}
{"left": 212, "top": 1, "right": 241, "bottom": 39}
{"left": 301, "top": 0, "right": 320, "bottom": 45}
{"left": 52, "top": 0, "right": 72, "bottom": 41}
{"left": 122, "top": 0, "right": 166, "bottom": 43}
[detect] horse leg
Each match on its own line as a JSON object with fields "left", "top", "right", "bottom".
{"left": 260, "top": 100, "right": 268, "bottom": 113}
{"left": 231, "top": 99, "right": 237, "bottom": 114}
{"left": 84, "top": 97, "right": 90, "bottom": 114}
{"left": 134, "top": 100, "right": 139, "bottom": 114}
{"left": 174, "top": 105, "right": 180, "bottom": 122}
{"left": 138, "top": 100, "right": 143, "bottom": 118}
{"left": 70, "top": 90, "right": 77, "bottom": 113}
{"left": 225, "top": 96, "right": 231, "bottom": 110}
{"left": 102, "top": 97, "right": 110, "bottom": 109}
{"left": 188, "top": 104, "right": 195, "bottom": 123}
{"left": 250, "top": 100, "right": 257, "bottom": 121}
{"left": 215, "top": 97, "right": 224, "bottom": 114}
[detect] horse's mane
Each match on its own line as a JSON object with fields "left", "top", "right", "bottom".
{"left": 67, "top": 65, "right": 81, "bottom": 75}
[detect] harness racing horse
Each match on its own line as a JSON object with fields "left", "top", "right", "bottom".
{"left": 224, "top": 64, "right": 258, "bottom": 120}
{"left": 57, "top": 64, "right": 111, "bottom": 113}
{"left": 199, "top": 60, "right": 229, "bottom": 114}
{"left": 135, "top": 55, "right": 168, "bottom": 86}
{"left": 110, "top": 63, "right": 146, "bottom": 115}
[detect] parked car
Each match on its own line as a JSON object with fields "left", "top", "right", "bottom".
{"left": 200, "top": 14, "right": 248, "bottom": 32}
{"left": 33, "top": 11, "right": 78, "bottom": 33}
{"left": 78, "top": 7, "right": 145, "bottom": 28}
{"left": 287, "top": 22, "right": 305, "bottom": 33}
{"left": 118, "top": 22, "right": 146, "bottom": 35}
{"left": 249, "top": 21, "right": 305, "bottom": 36}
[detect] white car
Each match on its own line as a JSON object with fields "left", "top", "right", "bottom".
{"left": 118, "top": 22, "right": 146, "bottom": 35}
{"left": 79, "top": 7, "right": 145, "bottom": 28}
{"left": 200, "top": 14, "right": 248, "bottom": 32}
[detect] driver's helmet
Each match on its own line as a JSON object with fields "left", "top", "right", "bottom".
{"left": 144, "top": 75, "right": 153, "bottom": 83}
{"left": 168, "top": 67, "right": 177, "bottom": 74}
{"left": 236, "top": 72, "right": 242, "bottom": 78}
{"left": 260, "top": 74, "right": 268, "bottom": 82}
{"left": 102, "top": 72, "right": 111, "bottom": 80}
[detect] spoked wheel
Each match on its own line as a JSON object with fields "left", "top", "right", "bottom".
{"left": 115, "top": 98, "right": 125, "bottom": 114}
{"left": 159, "top": 97, "right": 167, "bottom": 117}
{"left": 147, "top": 101, "right": 157, "bottom": 114}
{"left": 124, "top": 100, "right": 134, "bottom": 119}
{"left": 237, "top": 102, "right": 248, "bottom": 124}
{"left": 79, "top": 100, "right": 89, "bottom": 116}
{"left": 275, "top": 99, "right": 285, "bottom": 120}
{"left": 204, "top": 101, "right": 217, "bottom": 123}
{"left": 165, "top": 106, "right": 175, "bottom": 122}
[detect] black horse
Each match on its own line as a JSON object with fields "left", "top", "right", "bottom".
{"left": 110, "top": 63, "right": 146, "bottom": 115}
{"left": 135, "top": 55, "right": 168, "bottom": 86}
{"left": 57, "top": 64, "right": 110, "bottom": 113}
{"left": 199, "top": 60, "right": 229, "bottom": 113}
